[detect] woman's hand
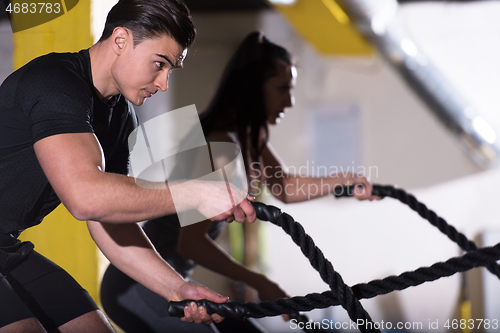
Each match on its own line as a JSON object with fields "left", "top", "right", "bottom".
{"left": 342, "top": 174, "right": 381, "bottom": 201}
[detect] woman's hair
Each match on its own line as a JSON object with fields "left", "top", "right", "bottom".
{"left": 99, "top": 0, "right": 196, "bottom": 49}
{"left": 200, "top": 31, "right": 294, "bottom": 177}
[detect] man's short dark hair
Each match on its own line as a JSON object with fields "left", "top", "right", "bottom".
{"left": 99, "top": 0, "right": 196, "bottom": 49}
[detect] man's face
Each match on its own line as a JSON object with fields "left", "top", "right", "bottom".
{"left": 111, "top": 33, "right": 187, "bottom": 106}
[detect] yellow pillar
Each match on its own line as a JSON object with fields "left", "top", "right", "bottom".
{"left": 13, "top": 1, "right": 99, "bottom": 302}
{"left": 267, "top": 0, "right": 374, "bottom": 55}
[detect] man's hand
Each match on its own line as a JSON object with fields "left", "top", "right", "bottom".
{"left": 170, "top": 282, "right": 228, "bottom": 324}
{"left": 181, "top": 181, "right": 257, "bottom": 224}
{"left": 212, "top": 193, "right": 256, "bottom": 224}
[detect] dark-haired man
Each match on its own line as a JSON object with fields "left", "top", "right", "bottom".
{"left": 0, "top": 0, "right": 255, "bottom": 332}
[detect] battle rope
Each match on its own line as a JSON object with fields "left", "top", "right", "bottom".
{"left": 338, "top": 185, "right": 500, "bottom": 278}
{"left": 168, "top": 185, "right": 500, "bottom": 333}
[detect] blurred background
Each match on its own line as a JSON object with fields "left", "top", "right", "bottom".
{"left": 2, "top": 0, "right": 500, "bottom": 332}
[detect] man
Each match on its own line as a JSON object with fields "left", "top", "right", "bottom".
{"left": 0, "top": 0, "right": 256, "bottom": 332}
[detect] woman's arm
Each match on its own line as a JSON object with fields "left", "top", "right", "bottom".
{"left": 176, "top": 220, "right": 288, "bottom": 302}
{"left": 259, "top": 143, "right": 375, "bottom": 203}
{"left": 87, "top": 220, "right": 227, "bottom": 324}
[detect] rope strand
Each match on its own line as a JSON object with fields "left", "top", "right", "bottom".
{"left": 277, "top": 212, "right": 377, "bottom": 332}
{"left": 373, "top": 185, "right": 500, "bottom": 278}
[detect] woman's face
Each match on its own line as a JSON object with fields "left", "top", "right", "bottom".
{"left": 263, "top": 60, "right": 296, "bottom": 125}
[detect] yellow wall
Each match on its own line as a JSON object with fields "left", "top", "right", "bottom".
{"left": 268, "top": 0, "right": 374, "bottom": 55}
{"left": 14, "top": 1, "right": 99, "bottom": 302}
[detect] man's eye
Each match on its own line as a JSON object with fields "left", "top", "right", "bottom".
{"left": 155, "top": 61, "right": 165, "bottom": 69}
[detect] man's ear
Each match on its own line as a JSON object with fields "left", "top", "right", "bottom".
{"left": 111, "top": 27, "right": 131, "bottom": 55}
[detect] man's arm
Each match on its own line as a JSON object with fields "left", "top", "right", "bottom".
{"left": 87, "top": 220, "right": 227, "bottom": 324}
{"left": 34, "top": 132, "right": 256, "bottom": 223}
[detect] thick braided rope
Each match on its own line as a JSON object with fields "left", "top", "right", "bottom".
{"left": 169, "top": 243, "right": 500, "bottom": 319}
{"left": 169, "top": 187, "right": 500, "bottom": 333}
{"left": 276, "top": 212, "right": 376, "bottom": 332}
{"left": 373, "top": 185, "right": 500, "bottom": 279}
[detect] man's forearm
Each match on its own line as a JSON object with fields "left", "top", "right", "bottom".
{"left": 87, "top": 220, "right": 186, "bottom": 300}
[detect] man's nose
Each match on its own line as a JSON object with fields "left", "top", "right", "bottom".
{"left": 155, "top": 70, "right": 170, "bottom": 92}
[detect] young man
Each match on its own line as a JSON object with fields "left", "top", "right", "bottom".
{"left": 0, "top": 1, "right": 256, "bottom": 332}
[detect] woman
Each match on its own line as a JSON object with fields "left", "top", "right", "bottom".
{"left": 100, "top": 31, "right": 375, "bottom": 333}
